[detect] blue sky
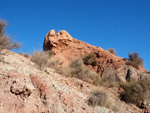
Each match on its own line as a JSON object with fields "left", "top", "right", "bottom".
{"left": 0, "top": 0, "right": 150, "bottom": 70}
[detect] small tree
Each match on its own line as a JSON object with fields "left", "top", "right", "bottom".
{"left": 128, "top": 52, "right": 143, "bottom": 66}
{"left": 0, "top": 19, "right": 20, "bottom": 54}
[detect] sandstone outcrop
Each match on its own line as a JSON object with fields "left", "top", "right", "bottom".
{"left": 43, "top": 30, "right": 125, "bottom": 71}
{"left": 43, "top": 30, "right": 147, "bottom": 81}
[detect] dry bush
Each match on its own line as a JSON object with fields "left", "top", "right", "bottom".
{"left": 47, "top": 59, "right": 64, "bottom": 74}
{"left": 126, "top": 60, "right": 139, "bottom": 69}
{"left": 18, "top": 51, "right": 30, "bottom": 58}
{"left": 120, "top": 81, "right": 150, "bottom": 107}
{"left": 88, "top": 90, "right": 108, "bottom": 106}
{"left": 0, "top": 19, "right": 20, "bottom": 54}
{"left": 45, "top": 50, "right": 53, "bottom": 57}
{"left": 101, "top": 67, "right": 119, "bottom": 87}
{"left": 65, "top": 57, "right": 101, "bottom": 86}
{"left": 18, "top": 51, "right": 24, "bottom": 56}
{"left": 107, "top": 48, "right": 116, "bottom": 55}
{"left": 31, "top": 51, "right": 52, "bottom": 68}
{"left": 88, "top": 90, "right": 120, "bottom": 112}
{"left": 128, "top": 52, "right": 143, "bottom": 66}
{"left": 82, "top": 53, "right": 97, "bottom": 66}
{"left": 24, "top": 53, "right": 30, "bottom": 58}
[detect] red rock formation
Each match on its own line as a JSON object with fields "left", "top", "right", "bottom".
{"left": 43, "top": 30, "right": 126, "bottom": 75}
{"left": 0, "top": 46, "right": 144, "bottom": 113}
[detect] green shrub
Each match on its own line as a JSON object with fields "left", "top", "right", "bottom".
{"left": 120, "top": 81, "right": 150, "bottom": 107}
{"left": 107, "top": 48, "right": 116, "bottom": 55}
{"left": 65, "top": 57, "right": 101, "bottom": 86}
{"left": 0, "top": 19, "right": 20, "bottom": 54}
{"left": 128, "top": 52, "right": 143, "bottom": 66}
{"left": 31, "top": 51, "right": 52, "bottom": 68}
{"left": 101, "top": 67, "right": 119, "bottom": 87}
{"left": 82, "top": 53, "right": 97, "bottom": 66}
{"left": 88, "top": 90, "right": 120, "bottom": 112}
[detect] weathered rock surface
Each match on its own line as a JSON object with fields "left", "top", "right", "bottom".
{"left": 43, "top": 30, "right": 125, "bottom": 69}
{"left": 0, "top": 50, "right": 143, "bottom": 113}
{"left": 43, "top": 30, "right": 146, "bottom": 81}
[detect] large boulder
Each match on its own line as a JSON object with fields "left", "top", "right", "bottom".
{"left": 116, "top": 65, "right": 142, "bottom": 82}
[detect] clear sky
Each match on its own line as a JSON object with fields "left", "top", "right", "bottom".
{"left": 0, "top": 0, "right": 150, "bottom": 71}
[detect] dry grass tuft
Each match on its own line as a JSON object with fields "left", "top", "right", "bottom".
{"left": 82, "top": 53, "right": 97, "bottom": 66}
{"left": 47, "top": 59, "right": 64, "bottom": 74}
{"left": 100, "top": 67, "right": 119, "bottom": 87}
{"left": 107, "top": 48, "right": 116, "bottom": 55}
{"left": 120, "top": 81, "right": 150, "bottom": 107}
{"left": 88, "top": 90, "right": 120, "bottom": 112}
{"left": 18, "top": 51, "right": 30, "bottom": 58}
{"left": 65, "top": 57, "right": 101, "bottom": 86}
{"left": 88, "top": 90, "right": 107, "bottom": 106}
{"left": 31, "top": 51, "right": 52, "bottom": 68}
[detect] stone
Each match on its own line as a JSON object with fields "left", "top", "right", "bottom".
{"left": 43, "top": 30, "right": 126, "bottom": 76}
{"left": 43, "top": 30, "right": 147, "bottom": 81}
{"left": 140, "top": 73, "right": 150, "bottom": 81}
{"left": 49, "top": 29, "right": 55, "bottom": 36}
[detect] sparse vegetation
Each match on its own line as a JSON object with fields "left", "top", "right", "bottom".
{"left": 107, "top": 48, "right": 116, "bottom": 55}
{"left": 31, "top": 51, "right": 52, "bottom": 68}
{"left": 88, "top": 90, "right": 120, "bottom": 112}
{"left": 82, "top": 53, "right": 97, "bottom": 66}
{"left": 120, "top": 81, "right": 150, "bottom": 107}
{"left": 88, "top": 90, "right": 107, "bottom": 106}
{"left": 47, "top": 59, "right": 63, "bottom": 74}
{"left": 126, "top": 52, "right": 143, "bottom": 69}
{"left": 18, "top": 51, "right": 24, "bottom": 56}
{"left": 65, "top": 57, "right": 101, "bottom": 86}
{"left": 24, "top": 53, "right": 30, "bottom": 58}
{"left": 126, "top": 60, "right": 139, "bottom": 69}
{"left": 0, "top": 19, "right": 20, "bottom": 55}
{"left": 18, "top": 51, "right": 30, "bottom": 58}
{"left": 100, "top": 67, "right": 119, "bottom": 87}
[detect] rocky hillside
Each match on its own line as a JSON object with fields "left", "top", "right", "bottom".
{"left": 43, "top": 30, "right": 147, "bottom": 82}
{"left": 0, "top": 49, "right": 143, "bottom": 113}
{"left": 0, "top": 30, "right": 149, "bottom": 113}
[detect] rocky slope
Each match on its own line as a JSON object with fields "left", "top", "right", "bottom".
{"left": 43, "top": 30, "right": 147, "bottom": 82}
{"left": 0, "top": 49, "right": 143, "bottom": 113}
{"left": 0, "top": 30, "right": 149, "bottom": 113}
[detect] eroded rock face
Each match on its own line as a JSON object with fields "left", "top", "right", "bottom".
{"left": 43, "top": 30, "right": 148, "bottom": 82}
{"left": 0, "top": 50, "right": 143, "bottom": 113}
{"left": 43, "top": 30, "right": 127, "bottom": 75}
{"left": 0, "top": 50, "right": 95, "bottom": 113}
